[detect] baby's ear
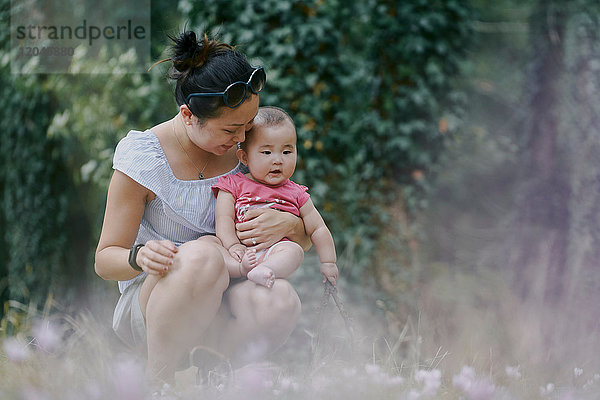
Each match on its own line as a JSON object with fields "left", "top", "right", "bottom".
{"left": 236, "top": 148, "right": 249, "bottom": 165}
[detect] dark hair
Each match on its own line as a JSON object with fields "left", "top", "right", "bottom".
{"left": 166, "top": 31, "right": 256, "bottom": 122}
{"left": 241, "top": 106, "right": 296, "bottom": 150}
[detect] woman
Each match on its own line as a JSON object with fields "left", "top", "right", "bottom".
{"left": 94, "top": 31, "right": 309, "bottom": 383}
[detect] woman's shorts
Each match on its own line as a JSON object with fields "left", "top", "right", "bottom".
{"left": 112, "top": 273, "right": 147, "bottom": 352}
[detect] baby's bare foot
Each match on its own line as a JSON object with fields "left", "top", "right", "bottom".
{"left": 241, "top": 249, "right": 258, "bottom": 277}
{"left": 247, "top": 265, "right": 275, "bottom": 288}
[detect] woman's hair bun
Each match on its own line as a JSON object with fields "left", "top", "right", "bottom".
{"left": 162, "top": 30, "right": 255, "bottom": 120}
{"left": 169, "top": 31, "right": 233, "bottom": 76}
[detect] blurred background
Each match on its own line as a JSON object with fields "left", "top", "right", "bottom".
{"left": 1, "top": 0, "right": 600, "bottom": 382}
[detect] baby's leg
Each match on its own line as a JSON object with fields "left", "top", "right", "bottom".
{"left": 247, "top": 242, "right": 304, "bottom": 288}
{"left": 261, "top": 241, "right": 304, "bottom": 278}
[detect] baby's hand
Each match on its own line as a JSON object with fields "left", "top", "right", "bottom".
{"left": 228, "top": 243, "right": 247, "bottom": 262}
{"left": 320, "top": 262, "right": 338, "bottom": 286}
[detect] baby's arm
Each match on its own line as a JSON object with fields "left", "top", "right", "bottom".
{"left": 299, "top": 199, "right": 338, "bottom": 285}
{"left": 215, "top": 190, "right": 246, "bottom": 262}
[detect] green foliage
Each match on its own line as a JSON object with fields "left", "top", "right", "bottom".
{"left": 0, "top": 0, "right": 175, "bottom": 312}
{"left": 0, "top": 0, "right": 473, "bottom": 312}
{"left": 0, "top": 0, "right": 70, "bottom": 308}
{"left": 186, "top": 0, "right": 473, "bottom": 273}
{"left": 0, "top": 71, "right": 69, "bottom": 306}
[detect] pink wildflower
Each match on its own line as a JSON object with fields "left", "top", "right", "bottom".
{"left": 279, "top": 377, "right": 299, "bottom": 392}
{"left": 113, "top": 358, "right": 146, "bottom": 400}
{"left": 407, "top": 388, "right": 421, "bottom": 400}
{"left": 464, "top": 380, "right": 496, "bottom": 400}
{"left": 32, "top": 320, "right": 61, "bottom": 353}
{"left": 364, "top": 363, "right": 404, "bottom": 387}
{"left": 240, "top": 339, "right": 269, "bottom": 364}
{"left": 452, "top": 366, "right": 476, "bottom": 392}
{"left": 2, "top": 337, "right": 30, "bottom": 362}
{"left": 364, "top": 363, "right": 390, "bottom": 384}
{"left": 365, "top": 363, "right": 381, "bottom": 376}
{"left": 452, "top": 366, "right": 495, "bottom": 400}
{"left": 414, "top": 369, "right": 441, "bottom": 397}
{"left": 505, "top": 365, "right": 521, "bottom": 379}
{"left": 540, "top": 383, "right": 555, "bottom": 396}
{"left": 386, "top": 375, "right": 405, "bottom": 386}
{"left": 235, "top": 365, "right": 274, "bottom": 394}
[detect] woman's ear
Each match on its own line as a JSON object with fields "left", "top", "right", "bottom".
{"left": 179, "top": 104, "right": 196, "bottom": 125}
{"left": 237, "top": 148, "right": 249, "bottom": 165}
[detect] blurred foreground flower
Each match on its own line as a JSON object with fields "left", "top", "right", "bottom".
{"left": 239, "top": 339, "right": 269, "bottom": 364}
{"left": 2, "top": 337, "right": 31, "bottom": 362}
{"left": 278, "top": 376, "right": 300, "bottom": 392}
{"left": 505, "top": 365, "right": 521, "bottom": 379}
{"left": 452, "top": 366, "right": 496, "bottom": 400}
{"left": 233, "top": 362, "right": 275, "bottom": 396}
{"left": 540, "top": 382, "right": 555, "bottom": 396}
{"left": 574, "top": 368, "right": 583, "bottom": 377}
{"left": 113, "top": 358, "right": 146, "bottom": 400}
{"left": 32, "top": 320, "right": 61, "bottom": 353}
{"left": 452, "top": 366, "right": 476, "bottom": 391}
{"left": 364, "top": 363, "right": 404, "bottom": 386}
{"left": 414, "top": 369, "right": 442, "bottom": 397}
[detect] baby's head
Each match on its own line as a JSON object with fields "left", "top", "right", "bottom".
{"left": 238, "top": 106, "right": 297, "bottom": 186}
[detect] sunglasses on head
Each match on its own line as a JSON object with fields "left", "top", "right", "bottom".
{"left": 185, "top": 67, "right": 266, "bottom": 109}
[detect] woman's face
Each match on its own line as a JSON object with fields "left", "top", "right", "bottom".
{"left": 189, "top": 94, "right": 259, "bottom": 155}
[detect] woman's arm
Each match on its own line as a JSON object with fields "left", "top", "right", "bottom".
{"left": 235, "top": 207, "right": 312, "bottom": 251}
{"left": 95, "top": 171, "right": 176, "bottom": 280}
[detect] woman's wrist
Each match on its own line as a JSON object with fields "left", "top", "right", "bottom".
{"left": 128, "top": 244, "right": 144, "bottom": 271}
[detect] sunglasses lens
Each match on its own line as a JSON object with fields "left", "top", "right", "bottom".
{"left": 225, "top": 82, "right": 248, "bottom": 108}
{"left": 250, "top": 68, "right": 266, "bottom": 94}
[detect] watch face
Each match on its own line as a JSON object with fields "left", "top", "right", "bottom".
{"left": 129, "top": 244, "right": 144, "bottom": 271}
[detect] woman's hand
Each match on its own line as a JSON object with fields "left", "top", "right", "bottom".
{"left": 136, "top": 240, "right": 178, "bottom": 276}
{"left": 236, "top": 208, "right": 300, "bottom": 251}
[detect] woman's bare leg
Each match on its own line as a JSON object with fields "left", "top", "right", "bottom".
{"left": 206, "top": 279, "right": 301, "bottom": 366}
{"left": 140, "top": 238, "right": 229, "bottom": 383}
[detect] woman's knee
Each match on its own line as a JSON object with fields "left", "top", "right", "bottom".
{"left": 253, "top": 279, "right": 301, "bottom": 320}
{"left": 174, "top": 240, "right": 229, "bottom": 289}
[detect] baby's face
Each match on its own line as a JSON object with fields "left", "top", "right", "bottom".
{"left": 241, "top": 123, "right": 297, "bottom": 186}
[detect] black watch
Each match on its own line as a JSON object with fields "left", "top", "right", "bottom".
{"left": 128, "top": 244, "right": 144, "bottom": 272}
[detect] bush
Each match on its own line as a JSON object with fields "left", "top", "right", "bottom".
{"left": 186, "top": 0, "right": 473, "bottom": 275}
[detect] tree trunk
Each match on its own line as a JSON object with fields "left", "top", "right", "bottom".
{"left": 564, "top": 4, "right": 600, "bottom": 325}
{"left": 511, "top": 0, "right": 569, "bottom": 305}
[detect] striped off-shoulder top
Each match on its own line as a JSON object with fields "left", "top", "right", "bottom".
{"left": 112, "top": 129, "right": 243, "bottom": 293}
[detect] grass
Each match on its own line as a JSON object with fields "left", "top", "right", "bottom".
{"left": 2, "top": 260, "right": 600, "bottom": 399}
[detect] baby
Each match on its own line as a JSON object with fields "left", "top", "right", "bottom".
{"left": 212, "top": 106, "right": 338, "bottom": 288}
